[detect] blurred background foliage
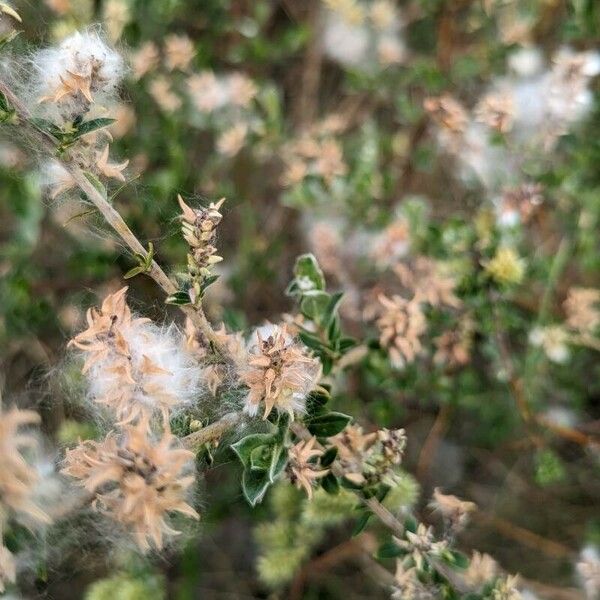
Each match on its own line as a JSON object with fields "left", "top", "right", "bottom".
{"left": 1, "top": 0, "right": 599, "bottom": 598}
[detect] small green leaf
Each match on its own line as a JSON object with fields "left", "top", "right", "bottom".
{"left": 376, "top": 540, "right": 404, "bottom": 560}
{"left": 300, "top": 290, "right": 330, "bottom": 321}
{"left": 74, "top": 117, "right": 115, "bottom": 138}
{"left": 124, "top": 266, "right": 145, "bottom": 279}
{"left": 306, "top": 411, "right": 352, "bottom": 438}
{"left": 298, "top": 330, "right": 325, "bottom": 352}
{"left": 165, "top": 291, "right": 192, "bottom": 305}
{"left": 231, "top": 433, "right": 276, "bottom": 469}
{"left": 82, "top": 171, "right": 108, "bottom": 201}
{"left": 352, "top": 511, "right": 372, "bottom": 536}
{"left": 241, "top": 468, "right": 271, "bottom": 506}
{"left": 292, "top": 253, "right": 325, "bottom": 292}
{"left": 321, "top": 472, "right": 340, "bottom": 495}
{"left": 319, "top": 446, "right": 338, "bottom": 467}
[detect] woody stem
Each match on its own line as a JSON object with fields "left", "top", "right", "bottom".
{"left": 0, "top": 78, "right": 224, "bottom": 352}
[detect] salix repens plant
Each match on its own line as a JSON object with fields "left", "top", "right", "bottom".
{"left": 1, "top": 3, "right": 600, "bottom": 599}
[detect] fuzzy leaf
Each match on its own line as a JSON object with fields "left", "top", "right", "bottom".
{"left": 319, "top": 446, "right": 338, "bottom": 467}
{"left": 165, "top": 291, "right": 192, "bottom": 305}
{"left": 231, "top": 433, "right": 276, "bottom": 469}
{"left": 241, "top": 468, "right": 271, "bottom": 506}
{"left": 74, "top": 118, "right": 116, "bottom": 138}
{"left": 292, "top": 253, "right": 325, "bottom": 292}
{"left": 376, "top": 541, "right": 404, "bottom": 560}
{"left": 321, "top": 472, "right": 340, "bottom": 495}
{"left": 352, "top": 512, "right": 372, "bottom": 536}
{"left": 82, "top": 171, "right": 108, "bottom": 201}
{"left": 305, "top": 411, "right": 352, "bottom": 438}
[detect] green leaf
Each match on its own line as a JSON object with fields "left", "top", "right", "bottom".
{"left": 241, "top": 468, "right": 271, "bottom": 506}
{"left": 82, "top": 171, "right": 108, "bottom": 201}
{"left": 298, "top": 330, "right": 325, "bottom": 352}
{"left": 321, "top": 472, "right": 340, "bottom": 495}
{"left": 352, "top": 512, "right": 372, "bottom": 536}
{"left": 376, "top": 541, "right": 404, "bottom": 560}
{"left": 124, "top": 266, "right": 145, "bottom": 279}
{"left": 300, "top": 290, "right": 330, "bottom": 321}
{"left": 30, "top": 118, "right": 65, "bottom": 140}
{"left": 292, "top": 253, "right": 325, "bottom": 292}
{"left": 268, "top": 444, "right": 288, "bottom": 481}
{"left": 74, "top": 118, "right": 115, "bottom": 138}
{"left": 319, "top": 446, "right": 338, "bottom": 467}
{"left": 321, "top": 292, "right": 343, "bottom": 329}
{"left": 231, "top": 433, "right": 276, "bottom": 469}
{"left": 440, "top": 550, "right": 469, "bottom": 570}
{"left": 306, "top": 411, "right": 351, "bottom": 437}
{"left": 165, "top": 291, "right": 192, "bottom": 305}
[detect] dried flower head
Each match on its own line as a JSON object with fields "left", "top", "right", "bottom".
{"left": 394, "top": 257, "right": 462, "bottom": 308}
{"left": 241, "top": 324, "right": 321, "bottom": 419}
{"left": 424, "top": 95, "right": 469, "bottom": 135}
{"left": 332, "top": 425, "right": 405, "bottom": 486}
{"left": 216, "top": 123, "right": 248, "bottom": 157}
{"left": 164, "top": 34, "right": 195, "bottom": 71}
{"left": 286, "top": 437, "right": 329, "bottom": 499}
{"left": 0, "top": 407, "right": 50, "bottom": 524}
{"left": 395, "top": 523, "right": 447, "bottom": 570}
{"left": 434, "top": 317, "right": 473, "bottom": 368}
{"left": 462, "top": 551, "right": 498, "bottom": 590}
{"left": 33, "top": 31, "right": 124, "bottom": 115}
{"left": 564, "top": 288, "right": 600, "bottom": 334}
{"left": 492, "top": 575, "right": 522, "bottom": 600}
{"left": 149, "top": 75, "right": 182, "bottom": 112}
{"left": 62, "top": 426, "right": 199, "bottom": 551}
{"left": 475, "top": 92, "right": 515, "bottom": 133}
{"left": 131, "top": 41, "right": 160, "bottom": 80}
{"left": 392, "top": 561, "right": 436, "bottom": 600}
{"left": 430, "top": 488, "right": 476, "bottom": 532}
{"left": 376, "top": 294, "right": 427, "bottom": 368}
{"left": 70, "top": 287, "right": 201, "bottom": 428}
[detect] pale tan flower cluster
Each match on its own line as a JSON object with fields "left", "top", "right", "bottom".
{"left": 0, "top": 407, "right": 50, "bottom": 592}
{"left": 31, "top": 33, "right": 129, "bottom": 199}
{"left": 433, "top": 316, "right": 473, "bottom": 368}
{"left": 426, "top": 48, "right": 600, "bottom": 190}
{"left": 375, "top": 294, "right": 427, "bottom": 368}
{"left": 475, "top": 92, "right": 515, "bottom": 133}
{"left": 281, "top": 118, "right": 348, "bottom": 187}
{"left": 131, "top": 35, "right": 195, "bottom": 80}
{"left": 70, "top": 287, "right": 201, "bottom": 428}
{"left": 491, "top": 575, "right": 523, "bottom": 600}
{"left": 332, "top": 424, "right": 405, "bottom": 486}
{"left": 462, "top": 551, "right": 498, "bottom": 590}
{"left": 564, "top": 288, "right": 600, "bottom": 335}
{"left": 187, "top": 71, "right": 258, "bottom": 114}
{"left": 371, "top": 218, "right": 410, "bottom": 269}
{"left": 391, "top": 561, "right": 436, "bottom": 599}
{"left": 394, "top": 258, "right": 462, "bottom": 309}
{"left": 395, "top": 523, "right": 447, "bottom": 570}
{"left": 322, "top": 0, "right": 405, "bottom": 68}
{"left": 62, "top": 425, "right": 198, "bottom": 551}
{"left": 241, "top": 325, "right": 321, "bottom": 419}
{"left": 286, "top": 437, "right": 329, "bottom": 499}
{"left": 63, "top": 285, "right": 203, "bottom": 551}
{"left": 429, "top": 488, "right": 476, "bottom": 533}
{"left": 178, "top": 195, "right": 225, "bottom": 304}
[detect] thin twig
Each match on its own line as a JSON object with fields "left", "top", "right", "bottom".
{"left": 182, "top": 412, "right": 243, "bottom": 451}
{"left": 0, "top": 78, "right": 224, "bottom": 351}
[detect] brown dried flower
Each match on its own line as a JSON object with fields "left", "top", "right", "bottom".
{"left": 564, "top": 287, "right": 600, "bottom": 334}
{"left": 394, "top": 257, "right": 462, "bottom": 309}
{"left": 164, "top": 34, "right": 195, "bottom": 71}
{"left": 287, "top": 437, "right": 329, "bottom": 499}
{"left": 430, "top": 487, "right": 476, "bottom": 532}
{"left": 0, "top": 407, "right": 50, "bottom": 524}
{"left": 475, "top": 93, "right": 515, "bottom": 133}
{"left": 376, "top": 294, "right": 427, "bottom": 368}
{"left": 62, "top": 426, "right": 199, "bottom": 551}
{"left": 242, "top": 325, "right": 321, "bottom": 419}
{"left": 424, "top": 95, "right": 469, "bottom": 134}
